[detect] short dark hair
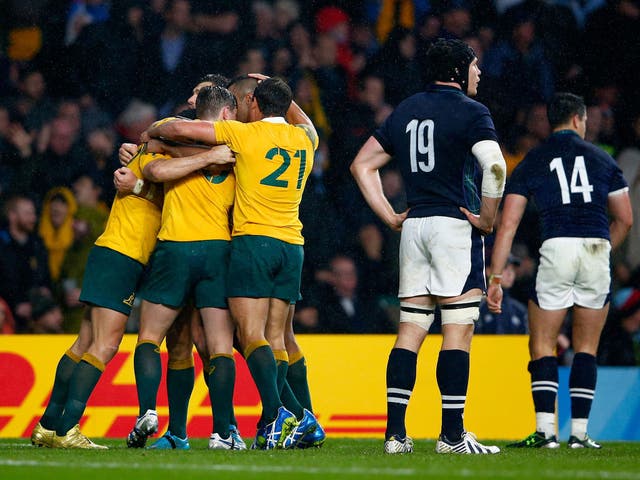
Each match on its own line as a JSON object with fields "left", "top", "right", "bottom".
{"left": 198, "top": 73, "right": 230, "bottom": 88}
{"left": 226, "top": 75, "right": 260, "bottom": 97}
{"left": 195, "top": 86, "right": 237, "bottom": 120}
{"left": 253, "top": 77, "right": 292, "bottom": 117}
{"left": 547, "top": 92, "right": 586, "bottom": 129}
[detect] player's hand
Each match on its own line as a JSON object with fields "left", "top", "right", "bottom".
{"left": 248, "top": 73, "right": 269, "bottom": 82}
{"left": 386, "top": 209, "right": 409, "bottom": 232}
{"left": 460, "top": 207, "right": 493, "bottom": 235}
{"left": 486, "top": 283, "right": 503, "bottom": 313}
{"left": 205, "top": 145, "right": 236, "bottom": 165}
{"left": 113, "top": 167, "right": 139, "bottom": 193}
{"left": 139, "top": 131, "right": 151, "bottom": 144}
{"left": 118, "top": 143, "right": 138, "bottom": 166}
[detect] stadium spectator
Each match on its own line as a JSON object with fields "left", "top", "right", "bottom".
{"left": 58, "top": 174, "right": 108, "bottom": 332}
{"left": 23, "top": 116, "right": 90, "bottom": 204}
{"left": 314, "top": 253, "right": 395, "bottom": 334}
{"left": 39, "top": 187, "right": 77, "bottom": 283}
{"left": 69, "top": 0, "right": 147, "bottom": 114}
{"left": 28, "top": 293, "right": 64, "bottom": 334}
{"left": 616, "top": 113, "right": 640, "bottom": 270}
{"left": 0, "top": 296, "right": 16, "bottom": 334}
{"left": 137, "top": 0, "right": 204, "bottom": 116}
{"left": 598, "top": 287, "right": 640, "bottom": 366}
{"left": 482, "top": 14, "right": 555, "bottom": 131}
{"left": 369, "top": 26, "right": 423, "bottom": 106}
{"left": 0, "top": 195, "right": 51, "bottom": 332}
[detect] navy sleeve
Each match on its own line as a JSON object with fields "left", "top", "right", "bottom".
{"left": 505, "top": 158, "right": 530, "bottom": 197}
{"left": 466, "top": 103, "right": 499, "bottom": 147}
{"left": 609, "top": 158, "right": 629, "bottom": 194}
{"left": 373, "top": 112, "right": 394, "bottom": 155}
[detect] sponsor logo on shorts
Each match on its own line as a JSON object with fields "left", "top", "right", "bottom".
{"left": 122, "top": 293, "right": 135, "bottom": 307}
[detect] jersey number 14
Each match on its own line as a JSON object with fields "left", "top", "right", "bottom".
{"left": 549, "top": 156, "right": 594, "bottom": 204}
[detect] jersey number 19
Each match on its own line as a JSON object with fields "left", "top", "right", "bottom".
{"left": 406, "top": 119, "right": 435, "bottom": 173}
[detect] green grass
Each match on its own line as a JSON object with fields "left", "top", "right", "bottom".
{"left": 0, "top": 438, "right": 639, "bottom": 480}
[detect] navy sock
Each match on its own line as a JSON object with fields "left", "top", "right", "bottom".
{"left": 569, "top": 352, "right": 597, "bottom": 419}
{"left": 385, "top": 348, "right": 417, "bottom": 440}
{"left": 528, "top": 356, "right": 558, "bottom": 414}
{"left": 437, "top": 349, "right": 469, "bottom": 442}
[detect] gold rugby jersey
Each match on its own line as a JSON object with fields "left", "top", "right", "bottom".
{"left": 94, "top": 146, "right": 164, "bottom": 264}
{"left": 213, "top": 118, "right": 316, "bottom": 245}
{"left": 157, "top": 163, "right": 235, "bottom": 241}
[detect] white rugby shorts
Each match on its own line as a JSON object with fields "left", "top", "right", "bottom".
{"left": 535, "top": 237, "right": 611, "bottom": 310}
{"left": 398, "top": 216, "right": 485, "bottom": 298}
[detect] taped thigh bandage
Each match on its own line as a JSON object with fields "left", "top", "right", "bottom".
{"left": 440, "top": 296, "right": 481, "bottom": 325}
{"left": 399, "top": 302, "right": 435, "bottom": 331}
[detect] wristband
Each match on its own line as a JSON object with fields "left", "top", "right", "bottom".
{"left": 133, "top": 178, "right": 144, "bottom": 195}
{"left": 489, "top": 274, "right": 502, "bottom": 286}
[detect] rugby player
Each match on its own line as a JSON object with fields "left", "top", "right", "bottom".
{"left": 145, "top": 75, "right": 321, "bottom": 449}
{"left": 351, "top": 38, "right": 505, "bottom": 455}
{"left": 124, "top": 86, "right": 242, "bottom": 450}
{"left": 487, "top": 92, "right": 632, "bottom": 449}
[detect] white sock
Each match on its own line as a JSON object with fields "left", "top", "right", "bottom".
{"left": 535, "top": 412, "right": 556, "bottom": 438}
{"left": 571, "top": 418, "right": 588, "bottom": 440}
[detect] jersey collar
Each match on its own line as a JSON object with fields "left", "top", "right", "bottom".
{"left": 552, "top": 129, "right": 580, "bottom": 138}
{"left": 261, "top": 116, "right": 287, "bottom": 124}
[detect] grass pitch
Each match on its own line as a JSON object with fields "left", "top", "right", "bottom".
{"left": 0, "top": 438, "right": 638, "bottom": 480}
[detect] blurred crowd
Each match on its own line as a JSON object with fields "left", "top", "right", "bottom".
{"left": 0, "top": 0, "right": 639, "bottom": 365}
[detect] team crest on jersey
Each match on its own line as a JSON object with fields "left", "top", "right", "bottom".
{"left": 122, "top": 293, "right": 135, "bottom": 307}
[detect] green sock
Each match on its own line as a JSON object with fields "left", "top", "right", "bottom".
{"left": 56, "top": 360, "right": 102, "bottom": 436}
{"left": 281, "top": 380, "right": 304, "bottom": 419}
{"left": 134, "top": 342, "right": 162, "bottom": 416}
{"left": 276, "top": 357, "right": 288, "bottom": 393}
{"left": 245, "top": 345, "right": 281, "bottom": 423}
{"left": 288, "top": 356, "right": 313, "bottom": 412}
{"left": 167, "top": 366, "right": 194, "bottom": 439}
{"left": 208, "top": 355, "right": 235, "bottom": 437}
{"left": 40, "top": 352, "right": 79, "bottom": 430}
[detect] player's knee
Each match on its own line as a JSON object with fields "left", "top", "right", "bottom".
{"left": 399, "top": 302, "right": 435, "bottom": 331}
{"left": 440, "top": 296, "right": 481, "bottom": 325}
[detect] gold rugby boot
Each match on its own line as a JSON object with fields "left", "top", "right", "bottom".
{"left": 52, "top": 425, "right": 108, "bottom": 449}
{"left": 31, "top": 422, "right": 55, "bottom": 447}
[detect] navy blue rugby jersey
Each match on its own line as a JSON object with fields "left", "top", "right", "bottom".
{"left": 374, "top": 85, "right": 498, "bottom": 220}
{"left": 507, "top": 130, "right": 628, "bottom": 242}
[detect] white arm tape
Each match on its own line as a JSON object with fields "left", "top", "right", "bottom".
{"left": 472, "top": 140, "right": 506, "bottom": 198}
{"left": 133, "top": 178, "right": 145, "bottom": 195}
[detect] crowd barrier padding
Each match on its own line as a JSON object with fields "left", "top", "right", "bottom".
{"left": 0, "top": 335, "right": 637, "bottom": 440}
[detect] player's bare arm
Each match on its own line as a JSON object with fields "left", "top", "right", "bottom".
{"left": 143, "top": 146, "right": 235, "bottom": 183}
{"left": 351, "top": 136, "right": 408, "bottom": 231}
{"left": 146, "top": 119, "right": 218, "bottom": 146}
{"left": 486, "top": 193, "right": 528, "bottom": 313}
{"left": 607, "top": 189, "right": 633, "bottom": 250}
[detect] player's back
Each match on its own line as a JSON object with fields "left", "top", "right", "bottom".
{"left": 508, "top": 130, "right": 628, "bottom": 241}
{"left": 95, "top": 148, "right": 162, "bottom": 264}
{"left": 214, "top": 118, "right": 315, "bottom": 245}
{"left": 374, "top": 85, "right": 498, "bottom": 220}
